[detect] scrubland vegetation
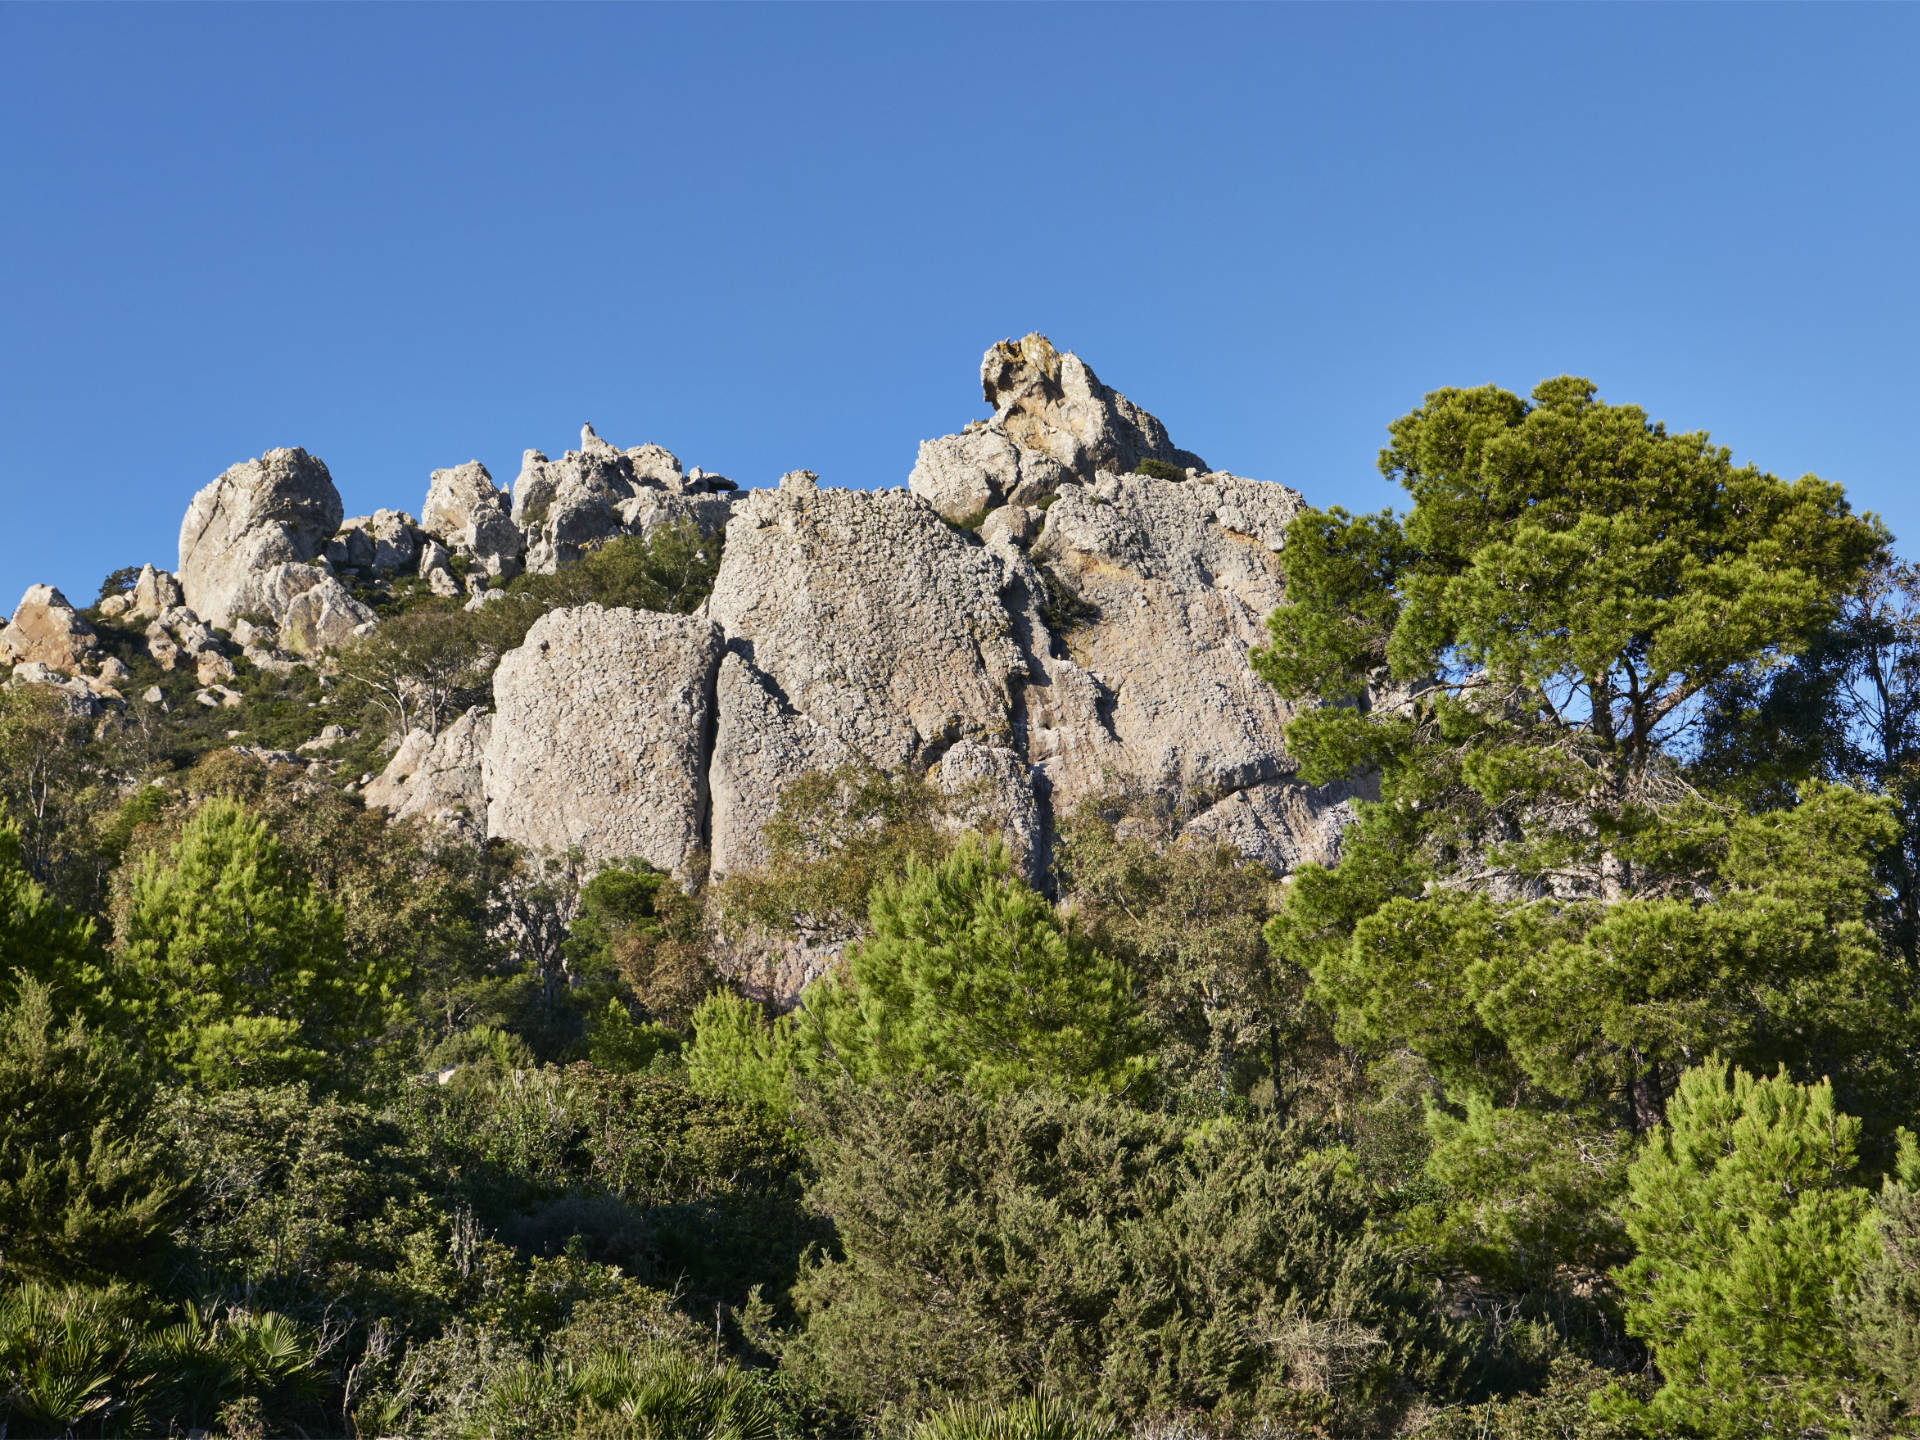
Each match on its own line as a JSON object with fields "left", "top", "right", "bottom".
{"left": 8, "top": 380, "right": 1920, "bottom": 1436}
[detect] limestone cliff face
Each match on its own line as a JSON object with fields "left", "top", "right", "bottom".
{"left": 483, "top": 605, "right": 725, "bottom": 879}
{"left": 368, "top": 339, "right": 1361, "bottom": 922}
{"left": 29, "top": 338, "right": 1361, "bottom": 982}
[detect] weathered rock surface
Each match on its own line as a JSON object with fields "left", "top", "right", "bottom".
{"left": 1024, "top": 470, "right": 1305, "bottom": 806}
{"left": 934, "top": 739, "right": 1045, "bottom": 878}
{"left": 327, "top": 510, "right": 421, "bottom": 574}
{"left": 708, "top": 484, "right": 1024, "bottom": 774}
{"left": 365, "top": 707, "right": 492, "bottom": 838}
{"left": 422, "top": 461, "right": 510, "bottom": 543}
{"left": 4, "top": 660, "right": 103, "bottom": 716}
{"left": 0, "top": 586, "right": 98, "bottom": 672}
{"left": 515, "top": 426, "right": 735, "bottom": 574}
{"left": 178, "top": 448, "right": 343, "bottom": 628}
{"left": 131, "top": 565, "right": 185, "bottom": 620}
{"left": 485, "top": 606, "right": 724, "bottom": 876}
{"left": 980, "top": 334, "right": 1207, "bottom": 482}
{"left": 231, "top": 564, "right": 375, "bottom": 655}
{"left": 908, "top": 422, "right": 1073, "bottom": 525}
{"left": 706, "top": 652, "right": 851, "bottom": 878}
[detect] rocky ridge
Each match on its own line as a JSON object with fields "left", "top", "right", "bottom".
{"left": 9, "top": 337, "right": 1361, "bottom": 996}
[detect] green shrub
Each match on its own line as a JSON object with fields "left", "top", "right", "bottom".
{"left": 786, "top": 1081, "right": 1463, "bottom": 1431}
{"left": 1131, "top": 457, "right": 1186, "bottom": 482}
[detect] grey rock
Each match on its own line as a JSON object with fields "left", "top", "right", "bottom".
{"left": 145, "top": 621, "right": 181, "bottom": 671}
{"left": 98, "top": 594, "right": 132, "bottom": 619}
{"left": 1182, "top": 775, "right": 1372, "bottom": 874}
{"left": 513, "top": 427, "right": 711, "bottom": 574}
{"left": 980, "top": 335, "right": 1206, "bottom": 482}
{"left": 0, "top": 585, "right": 98, "bottom": 673}
{"left": 707, "top": 652, "right": 851, "bottom": 879}
{"left": 365, "top": 707, "right": 492, "bottom": 839}
{"left": 484, "top": 606, "right": 724, "bottom": 876}
{"left": 908, "top": 422, "right": 1072, "bottom": 524}
{"left": 96, "top": 655, "right": 132, "bottom": 683}
{"left": 193, "top": 685, "right": 243, "bottom": 710}
{"left": 709, "top": 483, "right": 1025, "bottom": 772}
{"left": 196, "top": 652, "right": 237, "bottom": 686}
{"left": 131, "top": 565, "right": 184, "bottom": 621}
{"left": 178, "top": 448, "right": 343, "bottom": 628}
{"left": 141, "top": 685, "right": 165, "bottom": 706}
{"left": 934, "top": 740, "right": 1045, "bottom": 880}
{"left": 231, "top": 564, "right": 376, "bottom": 655}
{"left": 326, "top": 519, "right": 377, "bottom": 570}
{"left": 467, "top": 509, "right": 525, "bottom": 578}
{"left": 421, "top": 461, "right": 510, "bottom": 543}
{"left": 977, "top": 504, "right": 1037, "bottom": 549}
{"left": 1024, "top": 470, "right": 1306, "bottom": 809}
{"left": 6, "top": 662, "right": 102, "bottom": 717}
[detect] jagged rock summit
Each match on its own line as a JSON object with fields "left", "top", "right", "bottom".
{"left": 377, "top": 337, "right": 1363, "bottom": 985}
{"left": 12, "top": 337, "right": 1358, "bottom": 1001}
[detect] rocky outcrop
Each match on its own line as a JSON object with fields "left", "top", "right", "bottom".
{"left": 228, "top": 564, "right": 375, "bottom": 656}
{"left": 980, "top": 334, "right": 1207, "bottom": 482}
{"left": 0, "top": 586, "right": 98, "bottom": 673}
{"left": 364, "top": 707, "right": 492, "bottom": 838}
{"left": 4, "top": 661, "right": 105, "bottom": 717}
{"left": 130, "top": 565, "right": 184, "bottom": 621}
{"left": 484, "top": 606, "right": 724, "bottom": 876}
{"left": 178, "top": 448, "right": 343, "bottom": 628}
{"left": 707, "top": 652, "right": 852, "bottom": 878}
{"left": 908, "top": 423, "right": 1070, "bottom": 526}
{"left": 1025, "top": 470, "right": 1303, "bottom": 805}
{"left": 708, "top": 479, "right": 1025, "bottom": 774}
{"left": 514, "top": 426, "right": 736, "bottom": 574}
{"left": 423, "top": 462, "right": 525, "bottom": 579}
{"left": 327, "top": 510, "right": 420, "bottom": 574}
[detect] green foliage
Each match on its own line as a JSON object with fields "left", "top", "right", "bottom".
{"left": 813, "top": 835, "right": 1145, "bottom": 1096}
{"left": 111, "top": 798, "right": 403, "bottom": 1087}
{"left": 787, "top": 1080, "right": 1463, "bottom": 1432}
{"left": 94, "top": 564, "right": 142, "bottom": 605}
{"left": 0, "top": 1286, "right": 330, "bottom": 1438}
{"left": 1602, "top": 1058, "right": 1874, "bottom": 1433}
{"left": 1131, "top": 456, "right": 1186, "bottom": 482}
{"left": 1851, "top": 1134, "right": 1920, "bottom": 1430}
{"left": 687, "top": 991, "right": 813, "bottom": 1115}
{"left": 516, "top": 519, "right": 724, "bottom": 618}
{"left": 697, "top": 836, "right": 1147, "bottom": 1105}
{"left": 1056, "top": 792, "right": 1314, "bottom": 1109}
{"left": 0, "top": 981, "right": 178, "bottom": 1287}
{"left": 715, "top": 761, "right": 952, "bottom": 945}
{"left": 914, "top": 1393, "right": 1116, "bottom": 1440}
{"left": 0, "top": 821, "right": 98, "bottom": 1008}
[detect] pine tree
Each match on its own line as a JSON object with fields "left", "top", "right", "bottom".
{"left": 1251, "top": 377, "right": 1903, "bottom": 1277}
{"left": 112, "top": 798, "right": 401, "bottom": 1087}
{"left": 0, "top": 979, "right": 178, "bottom": 1285}
{"left": 1601, "top": 1058, "right": 1873, "bottom": 1433}
{"left": 690, "top": 836, "right": 1147, "bottom": 1104}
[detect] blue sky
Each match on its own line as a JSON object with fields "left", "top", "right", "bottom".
{"left": 3, "top": 3, "right": 1916, "bottom": 607}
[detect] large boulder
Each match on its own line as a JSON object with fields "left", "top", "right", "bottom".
{"left": 707, "top": 651, "right": 852, "bottom": 879}
{"left": 129, "top": 565, "right": 184, "bottom": 621}
{"left": 979, "top": 334, "right": 1206, "bottom": 482}
{"left": 423, "top": 461, "right": 525, "bottom": 578}
{"left": 230, "top": 564, "right": 375, "bottom": 655}
{"left": 908, "top": 421, "right": 1071, "bottom": 525}
{"left": 364, "top": 707, "right": 492, "bottom": 839}
{"left": 0, "top": 586, "right": 97, "bottom": 673}
{"left": 484, "top": 606, "right": 725, "bottom": 876}
{"left": 1024, "top": 469, "right": 1304, "bottom": 807}
{"left": 178, "top": 448, "right": 344, "bottom": 628}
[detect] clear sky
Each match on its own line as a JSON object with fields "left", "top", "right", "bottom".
{"left": 3, "top": 3, "right": 1916, "bottom": 608}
